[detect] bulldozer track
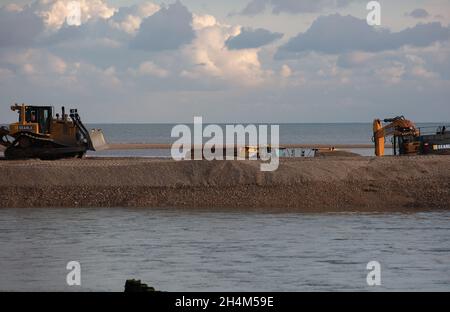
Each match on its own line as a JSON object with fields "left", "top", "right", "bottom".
{"left": 4, "top": 132, "right": 87, "bottom": 160}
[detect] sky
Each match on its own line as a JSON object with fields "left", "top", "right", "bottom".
{"left": 0, "top": 0, "right": 450, "bottom": 123}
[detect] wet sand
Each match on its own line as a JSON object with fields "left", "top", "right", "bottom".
{"left": 0, "top": 156, "right": 449, "bottom": 211}
{"left": 104, "top": 143, "right": 388, "bottom": 150}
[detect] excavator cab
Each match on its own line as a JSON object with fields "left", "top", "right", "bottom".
{"left": 373, "top": 116, "right": 420, "bottom": 157}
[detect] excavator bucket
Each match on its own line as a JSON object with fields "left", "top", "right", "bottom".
{"left": 88, "top": 129, "right": 108, "bottom": 151}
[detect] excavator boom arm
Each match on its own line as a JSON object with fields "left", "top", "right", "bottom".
{"left": 373, "top": 116, "right": 419, "bottom": 157}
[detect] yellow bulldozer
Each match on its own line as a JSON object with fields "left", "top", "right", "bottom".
{"left": 0, "top": 103, "right": 107, "bottom": 160}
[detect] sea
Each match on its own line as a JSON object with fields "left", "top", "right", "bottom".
{"left": 0, "top": 209, "right": 448, "bottom": 292}
{"left": 0, "top": 123, "right": 449, "bottom": 291}
{"left": 1, "top": 122, "right": 447, "bottom": 157}
{"left": 84, "top": 122, "right": 447, "bottom": 158}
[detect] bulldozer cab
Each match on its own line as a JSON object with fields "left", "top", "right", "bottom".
{"left": 11, "top": 104, "right": 53, "bottom": 135}
{"left": 22, "top": 106, "right": 52, "bottom": 134}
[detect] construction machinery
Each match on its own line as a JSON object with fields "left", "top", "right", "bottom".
{"left": 0, "top": 103, "right": 107, "bottom": 160}
{"left": 373, "top": 116, "right": 450, "bottom": 156}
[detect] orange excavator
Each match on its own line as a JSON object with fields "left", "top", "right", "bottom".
{"left": 373, "top": 116, "right": 450, "bottom": 156}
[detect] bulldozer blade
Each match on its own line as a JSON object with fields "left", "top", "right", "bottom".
{"left": 88, "top": 129, "right": 107, "bottom": 151}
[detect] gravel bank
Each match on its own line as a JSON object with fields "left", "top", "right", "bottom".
{"left": 0, "top": 156, "right": 449, "bottom": 211}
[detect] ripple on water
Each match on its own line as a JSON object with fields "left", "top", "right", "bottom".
{"left": 0, "top": 208, "right": 449, "bottom": 291}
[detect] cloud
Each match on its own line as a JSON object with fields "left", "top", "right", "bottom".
{"left": 239, "top": 0, "right": 268, "bottom": 16}
{"left": 192, "top": 14, "right": 217, "bottom": 30}
{"left": 336, "top": 51, "right": 375, "bottom": 68}
{"left": 225, "top": 27, "right": 283, "bottom": 50}
{"left": 334, "top": 46, "right": 446, "bottom": 86}
{"left": 239, "top": 0, "right": 360, "bottom": 16}
{"left": 35, "top": 0, "right": 116, "bottom": 30}
{"left": 1, "top": 0, "right": 450, "bottom": 123}
{"left": 280, "top": 64, "right": 292, "bottom": 78}
{"left": 133, "top": 61, "right": 169, "bottom": 78}
{"left": 131, "top": 1, "right": 195, "bottom": 51}
{"left": 406, "top": 8, "right": 430, "bottom": 19}
{"left": 0, "top": 0, "right": 120, "bottom": 48}
{"left": 43, "top": 18, "right": 126, "bottom": 45}
{"left": 0, "top": 4, "right": 45, "bottom": 47}
{"left": 277, "top": 14, "right": 450, "bottom": 58}
{"left": 374, "top": 62, "right": 406, "bottom": 84}
{"left": 109, "top": 2, "right": 160, "bottom": 34}
{"left": 2, "top": 49, "right": 67, "bottom": 74}
{"left": 0, "top": 0, "right": 270, "bottom": 87}
{"left": 180, "top": 15, "right": 270, "bottom": 86}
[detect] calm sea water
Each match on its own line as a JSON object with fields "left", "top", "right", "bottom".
{"left": 88, "top": 123, "right": 447, "bottom": 145}
{"left": 0, "top": 208, "right": 448, "bottom": 292}
{"left": 84, "top": 123, "right": 446, "bottom": 157}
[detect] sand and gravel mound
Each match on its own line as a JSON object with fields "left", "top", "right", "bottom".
{"left": 0, "top": 156, "right": 449, "bottom": 211}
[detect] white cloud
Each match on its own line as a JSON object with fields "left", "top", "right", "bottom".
{"left": 134, "top": 61, "right": 169, "bottom": 78}
{"left": 337, "top": 51, "right": 375, "bottom": 67}
{"left": 110, "top": 2, "right": 160, "bottom": 34}
{"left": 410, "top": 66, "right": 437, "bottom": 79}
{"left": 138, "top": 2, "right": 161, "bottom": 17}
{"left": 225, "top": 27, "right": 283, "bottom": 50}
{"left": 22, "top": 63, "right": 36, "bottom": 75}
{"left": 4, "top": 3, "right": 23, "bottom": 12}
{"left": 182, "top": 15, "right": 270, "bottom": 86}
{"left": 1, "top": 49, "right": 66, "bottom": 75}
{"left": 336, "top": 44, "right": 445, "bottom": 83}
{"left": 0, "top": 1, "right": 450, "bottom": 122}
{"left": 35, "top": 0, "right": 116, "bottom": 30}
{"left": 110, "top": 14, "right": 142, "bottom": 34}
{"left": 280, "top": 64, "right": 292, "bottom": 78}
{"left": 103, "top": 66, "right": 120, "bottom": 86}
{"left": 375, "top": 63, "right": 406, "bottom": 84}
{"left": 192, "top": 14, "right": 217, "bottom": 30}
